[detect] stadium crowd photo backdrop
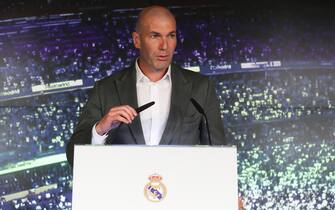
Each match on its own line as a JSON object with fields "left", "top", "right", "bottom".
{"left": 0, "top": 3, "right": 334, "bottom": 210}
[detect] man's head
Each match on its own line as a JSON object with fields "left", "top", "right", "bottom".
{"left": 132, "top": 6, "right": 177, "bottom": 74}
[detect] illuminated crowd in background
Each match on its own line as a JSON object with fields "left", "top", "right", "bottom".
{"left": 0, "top": 163, "right": 71, "bottom": 196}
{"left": 0, "top": 163, "right": 72, "bottom": 210}
{"left": 228, "top": 120, "right": 334, "bottom": 209}
{"left": 0, "top": 6, "right": 334, "bottom": 210}
{"left": 217, "top": 69, "right": 335, "bottom": 209}
{"left": 1, "top": 8, "right": 335, "bottom": 94}
{"left": 216, "top": 69, "right": 335, "bottom": 124}
{"left": 0, "top": 91, "right": 87, "bottom": 166}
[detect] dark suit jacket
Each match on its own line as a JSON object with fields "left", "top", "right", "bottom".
{"left": 66, "top": 63, "right": 226, "bottom": 166}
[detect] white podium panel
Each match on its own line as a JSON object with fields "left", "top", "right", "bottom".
{"left": 72, "top": 145, "right": 238, "bottom": 210}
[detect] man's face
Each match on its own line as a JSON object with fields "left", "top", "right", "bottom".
{"left": 133, "top": 14, "right": 177, "bottom": 73}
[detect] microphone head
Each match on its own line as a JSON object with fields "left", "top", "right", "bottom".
{"left": 190, "top": 98, "right": 205, "bottom": 114}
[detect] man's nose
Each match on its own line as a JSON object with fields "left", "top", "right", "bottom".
{"left": 159, "top": 38, "right": 168, "bottom": 50}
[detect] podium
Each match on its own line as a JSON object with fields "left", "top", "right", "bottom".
{"left": 72, "top": 145, "right": 238, "bottom": 210}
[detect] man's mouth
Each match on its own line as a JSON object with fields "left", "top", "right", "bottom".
{"left": 157, "top": 54, "right": 169, "bottom": 61}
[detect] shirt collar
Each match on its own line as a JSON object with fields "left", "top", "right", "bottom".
{"left": 135, "top": 58, "right": 171, "bottom": 84}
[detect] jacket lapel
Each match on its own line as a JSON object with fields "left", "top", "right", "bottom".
{"left": 160, "top": 64, "right": 192, "bottom": 145}
{"left": 115, "top": 66, "right": 146, "bottom": 145}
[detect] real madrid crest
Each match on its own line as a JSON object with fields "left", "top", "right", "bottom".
{"left": 144, "top": 174, "right": 167, "bottom": 202}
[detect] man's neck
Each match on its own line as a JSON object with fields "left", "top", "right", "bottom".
{"left": 138, "top": 60, "right": 168, "bottom": 82}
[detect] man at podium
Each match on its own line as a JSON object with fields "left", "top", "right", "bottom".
{"left": 67, "top": 6, "right": 246, "bottom": 209}
{"left": 66, "top": 5, "right": 226, "bottom": 166}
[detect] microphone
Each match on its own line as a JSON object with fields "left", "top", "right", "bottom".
{"left": 136, "top": 101, "right": 155, "bottom": 113}
{"left": 190, "top": 98, "right": 212, "bottom": 145}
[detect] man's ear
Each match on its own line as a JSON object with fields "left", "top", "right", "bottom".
{"left": 132, "top": 32, "right": 140, "bottom": 49}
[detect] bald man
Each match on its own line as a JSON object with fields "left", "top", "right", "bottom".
{"left": 66, "top": 6, "right": 226, "bottom": 166}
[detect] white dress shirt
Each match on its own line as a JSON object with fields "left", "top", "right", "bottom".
{"left": 91, "top": 60, "right": 172, "bottom": 145}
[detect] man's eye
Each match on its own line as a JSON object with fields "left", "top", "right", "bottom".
{"left": 150, "top": 34, "right": 159, "bottom": 38}
{"left": 169, "top": 34, "right": 176, "bottom": 38}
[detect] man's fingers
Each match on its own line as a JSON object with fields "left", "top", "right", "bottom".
{"left": 110, "top": 105, "right": 137, "bottom": 120}
{"left": 113, "top": 115, "right": 132, "bottom": 124}
{"left": 110, "top": 109, "right": 134, "bottom": 123}
{"left": 96, "top": 105, "right": 138, "bottom": 134}
{"left": 125, "top": 105, "right": 138, "bottom": 117}
{"left": 121, "top": 106, "right": 137, "bottom": 120}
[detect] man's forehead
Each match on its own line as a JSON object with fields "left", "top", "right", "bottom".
{"left": 139, "top": 17, "right": 176, "bottom": 35}
{"left": 143, "top": 13, "right": 175, "bottom": 26}
{"left": 136, "top": 6, "right": 176, "bottom": 33}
